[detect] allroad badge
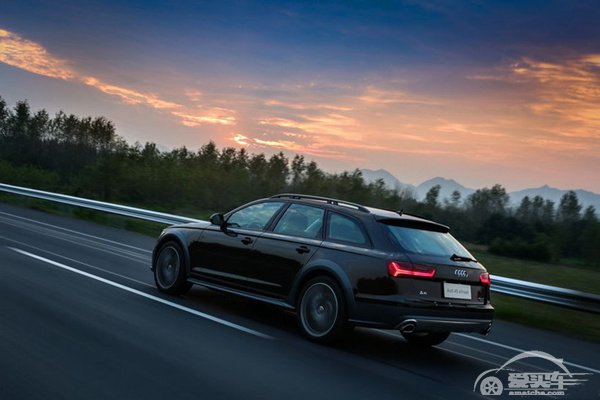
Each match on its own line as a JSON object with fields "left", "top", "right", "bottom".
{"left": 454, "top": 269, "right": 468, "bottom": 278}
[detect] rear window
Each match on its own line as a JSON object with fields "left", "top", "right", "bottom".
{"left": 384, "top": 223, "right": 473, "bottom": 258}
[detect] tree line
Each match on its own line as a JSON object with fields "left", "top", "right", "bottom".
{"left": 1, "top": 97, "right": 598, "bottom": 265}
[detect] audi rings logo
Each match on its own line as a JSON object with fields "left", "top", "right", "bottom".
{"left": 454, "top": 269, "right": 468, "bottom": 278}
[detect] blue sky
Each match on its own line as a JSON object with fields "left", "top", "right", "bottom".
{"left": 1, "top": 0, "right": 599, "bottom": 191}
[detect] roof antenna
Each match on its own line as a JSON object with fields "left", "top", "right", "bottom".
{"left": 397, "top": 209, "right": 403, "bottom": 216}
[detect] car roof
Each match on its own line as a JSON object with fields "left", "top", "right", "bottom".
{"left": 269, "top": 193, "right": 450, "bottom": 232}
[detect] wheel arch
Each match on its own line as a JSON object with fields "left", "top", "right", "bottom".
{"left": 288, "top": 261, "right": 356, "bottom": 314}
{"left": 152, "top": 232, "right": 192, "bottom": 274}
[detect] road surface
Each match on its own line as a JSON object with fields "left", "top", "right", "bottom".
{"left": 0, "top": 202, "right": 598, "bottom": 399}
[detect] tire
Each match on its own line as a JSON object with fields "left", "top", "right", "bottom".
{"left": 297, "top": 276, "right": 346, "bottom": 344}
{"left": 401, "top": 331, "right": 450, "bottom": 346}
{"left": 153, "top": 241, "right": 192, "bottom": 295}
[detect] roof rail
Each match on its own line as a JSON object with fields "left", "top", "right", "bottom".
{"left": 270, "top": 193, "right": 370, "bottom": 213}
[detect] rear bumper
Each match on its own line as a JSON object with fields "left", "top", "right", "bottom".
{"left": 395, "top": 316, "right": 492, "bottom": 334}
{"left": 348, "top": 297, "right": 494, "bottom": 334}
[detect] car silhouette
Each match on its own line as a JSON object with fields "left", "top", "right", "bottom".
{"left": 473, "top": 350, "right": 590, "bottom": 396}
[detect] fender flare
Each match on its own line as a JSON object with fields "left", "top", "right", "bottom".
{"left": 288, "top": 260, "right": 356, "bottom": 314}
{"left": 153, "top": 232, "right": 192, "bottom": 275}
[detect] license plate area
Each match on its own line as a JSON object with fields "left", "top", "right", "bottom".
{"left": 443, "top": 282, "right": 472, "bottom": 299}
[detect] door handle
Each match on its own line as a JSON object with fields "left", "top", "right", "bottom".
{"left": 296, "top": 245, "right": 310, "bottom": 254}
{"left": 241, "top": 237, "right": 253, "bottom": 245}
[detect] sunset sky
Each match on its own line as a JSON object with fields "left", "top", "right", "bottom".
{"left": 1, "top": 1, "right": 599, "bottom": 192}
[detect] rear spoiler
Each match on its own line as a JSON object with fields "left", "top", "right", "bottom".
{"left": 376, "top": 217, "right": 450, "bottom": 233}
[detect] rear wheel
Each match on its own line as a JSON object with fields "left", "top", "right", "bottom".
{"left": 401, "top": 331, "right": 449, "bottom": 346}
{"left": 154, "top": 241, "right": 192, "bottom": 295}
{"left": 297, "top": 277, "right": 346, "bottom": 344}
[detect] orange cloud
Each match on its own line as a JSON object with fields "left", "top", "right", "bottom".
{"left": 358, "top": 86, "right": 438, "bottom": 106}
{"left": 509, "top": 55, "right": 600, "bottom": 138}
{"left": 0, "top": 28, "right": 234, "bottom": 128}
{"left": 264, "top": 99, "right": 353, "bottom": 111}
{"left": 83, "top": 77, "right": 180, "bottom": 109}
{"left": 172, "top": 108, "right": 236, "bottom": 126}
{"left": 0, "top": 29, "right": 74, "bottom": 80}
{"left": 185, "top": 89, "right": 203, "bottom": 102}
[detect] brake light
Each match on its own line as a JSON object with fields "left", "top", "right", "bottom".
{"left": 388, "top": 261, "right": 436, "bottom": 278}
{"left": 479, "top": 272, "right": 491, "bottom": 286}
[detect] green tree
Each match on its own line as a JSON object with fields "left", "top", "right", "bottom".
{"left": 425, "top": 184, "right": 441, "bottom": 209}
{"left": 557, "top": 191, "right": 581, "bottom": 222}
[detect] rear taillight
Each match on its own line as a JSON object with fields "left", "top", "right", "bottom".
{"left": 479, "top": 272, "right": 491, "bottom": 286}
{"left": 388, "top": 261, "right": 436, "bottom": 278}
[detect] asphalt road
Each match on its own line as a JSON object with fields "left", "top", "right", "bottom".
{"left": 0, "top": 202, "right": 598, "bottom": 399}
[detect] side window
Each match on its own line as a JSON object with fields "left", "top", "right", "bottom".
{"left": 327, "top": 213, "right": 368, "bottom": 245}
{"left": 273, "top": 204, "right": 325, "bottom": 239}
{"left": 226, "top": 202, "right": 284, "bottom": 231}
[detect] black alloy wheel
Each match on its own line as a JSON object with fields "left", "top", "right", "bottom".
{"left": 297, "top": 276, "right": 346, "bottom": 343}
{"left": 154, "top": 241, "right": 192, "bottom": 295}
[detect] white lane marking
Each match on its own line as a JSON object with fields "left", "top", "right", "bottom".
{"left": 445, "top": 340, "right": 558, "bottom": 373}
{"left": 455, "top": 333, "right": 600, "bottom": 374}
{"left": 9, "top": 247, "right": 273, "bottom": 340}
{"left": 379, "top": 330, "right": 500, "bottom": 366}
{"left": 377, "top": 330, "right": 599, "bottom": 374}
{"left": 0, "top": 210, "right": 152, "bottom": 253}
{"left": 0, "top": 235, "right": 153, "bottom": 288}
{"left": 445, "top": 339, "right": 510, "bottom": 361}
{"left": 0, "top": 218, "right": 149, "bottom": 265}
{"left": 437, "top": 346, "right": 498, "bottom": 366}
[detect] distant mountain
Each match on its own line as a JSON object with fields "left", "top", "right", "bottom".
{"left": 359, "top": 169, "right": 600, "bottom": 211}
{"left": 510, "top": 185, "right": 600, "bottom": 211}
{"left": 416, "top": 177, "right": 475, "bottom": 202}
{"left": 360, "top": 169, "right": 416, "bottom": 194}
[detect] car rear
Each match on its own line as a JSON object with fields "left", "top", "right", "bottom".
{"left": 375, "top": 216, "right": 494, "bottom": 335}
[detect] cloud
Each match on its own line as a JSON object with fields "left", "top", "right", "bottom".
{"left": 83, "top": 77, "right": 180, "bottom": 109}
{"left": 0, "top": 28, "right": 234, "bottom": 128}
{"left": 172, "top": 108, "right": 236, "bottom": 126}
{"left": 358, "top": 86, "right": 438, "bottom": 106}
{"left": 0, "top": 29, "right": 74, "bottom": 80}
{"left": 185, "top": 89, "right": 203, "bottom": 102}
{"left": 509, "top": 55, "right": 600, "bottom": 138}
{"left": 259, "top": 113, "right": 358, "bottom": 139}
{"left": 264, "top": 99, "right": 353, "bottom": 111}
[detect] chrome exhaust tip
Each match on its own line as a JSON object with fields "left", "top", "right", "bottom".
{"left": 398, "top": 319, "right": 417, "bottom": 333}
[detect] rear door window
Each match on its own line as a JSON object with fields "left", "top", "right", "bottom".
{"left": 273, "top": 204, "right": 325, "bottom": 239}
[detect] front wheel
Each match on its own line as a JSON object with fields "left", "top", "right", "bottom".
{"left": 153, "top": 241, "right": 192, "bottom": 295}
{"left": 401, "top": 331, "right": 450, "bottom": 346}
{"left": 297, "top": 277, "right": 346, "bottom": 344}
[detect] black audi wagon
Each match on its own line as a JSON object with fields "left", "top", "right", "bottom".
{"left": 151, "top": 194, "right": 494, "bottom": 345}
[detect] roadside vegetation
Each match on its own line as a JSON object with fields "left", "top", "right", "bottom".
{"left": 1, "top": 96, "right": 599, "bottom": 340}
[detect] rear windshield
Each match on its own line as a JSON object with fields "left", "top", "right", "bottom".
{"left": 383, "top": 223, "right": 474, "bottom": 258}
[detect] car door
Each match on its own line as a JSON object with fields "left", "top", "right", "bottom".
{"left": 251, "top": 203, "right": 325, "bottom": 297}
{"left": 190, "top": 201, "right": 285, "bottom": 289}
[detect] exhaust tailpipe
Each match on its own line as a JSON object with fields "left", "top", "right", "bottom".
{"left": 398, "top": 319, "right": 417, "bottom": 333}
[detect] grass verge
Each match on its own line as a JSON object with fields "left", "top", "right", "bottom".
{"left": 467, "top": 245, "right": 600, "bottom": 342}
{"left": 469, "top": 247, "right": 600, "bottom": 295}
{"left": 492, "top": 294, "right": 600, "bottom": 342}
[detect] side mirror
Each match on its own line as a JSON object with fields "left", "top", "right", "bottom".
{"left": 210, "top": 213, "right": 225, "bottom": 229}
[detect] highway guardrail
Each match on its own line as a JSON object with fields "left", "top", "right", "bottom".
{"left": 1, "top": 182, "right": 598, "bottom": 315}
